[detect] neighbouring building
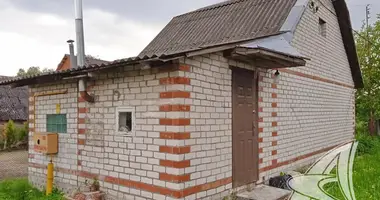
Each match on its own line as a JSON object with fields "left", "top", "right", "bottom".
{"left": 56, "top": 54, "right": 109, "bottom": 71}
{"left": 0, "top": 76, "right": 28, "bottom": 125}
{"left": 0, "top": 0, "right": 363, "bottom": 199}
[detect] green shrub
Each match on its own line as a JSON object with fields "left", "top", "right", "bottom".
{"left": 355, "top": 133, "right": 380, "bottom": 156}
{"left": 0, "top": 179, "right": 64, "bottom": 200}
{"left": 2, "top": 120, "right": 16, "bottom": 149}
{"left": 16, "top": 122, "right": 28, "bottom": 142}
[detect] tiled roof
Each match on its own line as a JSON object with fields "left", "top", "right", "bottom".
{"left": 0, "top": 85, "right": 28, "bottom": 121}
{"left": 138, "top": 0, "right": 297, "bottom": 58}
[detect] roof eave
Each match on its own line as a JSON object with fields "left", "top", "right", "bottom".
{"left": 333, "top": 0, "right": 363, "bottom": 89}
{"left": 226, "top": 46, "right": 306, "bottom": 68}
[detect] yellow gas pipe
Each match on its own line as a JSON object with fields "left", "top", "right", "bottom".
{"left": 46, "top": 155, "right": 54, "bottom": 195}
{"left": 33, "top": 90, "right": 67, "bottom": 196}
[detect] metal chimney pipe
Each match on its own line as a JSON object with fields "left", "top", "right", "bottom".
{"left": 67, "top": 40, "right": 77, "bottom": 69}
{"left": 75, "top": 0, "right": 85, "bottom": 67}
{"left": 74, "top": 0, "right": 94, "bottom": 103}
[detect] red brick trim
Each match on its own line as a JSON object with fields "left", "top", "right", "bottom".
{"left": 160, "top": 91, "right": 190, "bottom": 98}
{"left": 259, "top": 144, "right": 340, "bottom": 172}
{"left": 160, "top": 132, "right": 190, "bottom": 140}
{"left": 179, "top": 65, "right": 191, "bottom": 72}
{"left": 272, "top": 150, "right": 277, "bottom": 155}
{"left": 271, "top": 112, "right": 277, "bottom": 117}
{"left": 272, "top": 141, "right": 278, "bottom": 146}
{"left": 159, "top": 118, "right": 190, "bottom": 126}
{"left": 271, "top": 103, "right": 277, "bottom": 108}
{"left": 159, "top": 146, "right": 191, "bottom": 154}
{"left": 159, "top": 105, "right": 190, "bottom": 112}
{"left": 29, "top": 163, "right": 231, "bottom": 198}
{"left": 78, "top": 97, "right": 86, "bottom": 103}
{"left": 78, "top": 139, "right": 85, "bottom": 145}
{"left": 160, "top": 173, "right": 190, "bottom": 183}
{"left": 180, "top": 177, "right": 232, "bottom": 197}
{"left": 160, "top": 77, "right": 190, "bottom": 85}
{"left": 160, "top": 160, "right": 190, "bottom": 168}
{"left": 271, "top": 93, "right": 277, "bottom": 98}
{"left": 271, "top": 84, "right": 277, "bottom": 89}
{"left": 78, "top": 118, "right": 86, "bottom": 124}
{"left": 272, "top": 122, "right": 278, "bottom": 127}
{"left": 78, "top": 129, "right": 86, "bottom": 134}
{"left": 272, "top": 132, "right": 278, "bottom": 137}
{"left": 78, "top": 108, "right": 88, "bottom": 113}
{"left": 278, "top": 68, "right": 354, "bottom": 89}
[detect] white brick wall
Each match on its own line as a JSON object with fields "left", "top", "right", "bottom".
{"left": 29, "top": 82, "right": 79, "bottom": 194}
{"left": 257, "top": 0, "right": 355, "bottom": 179}
{"left": 27, "top": 1, "right": 356, "bottom": 199}
{"left": 291, "top": 0, "right": 354, "bottom": 86}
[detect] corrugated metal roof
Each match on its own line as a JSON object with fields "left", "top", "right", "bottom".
{"left": 138, "top": 0, "right": 297, "bottom": 58}
{"left": 0, "top": 56, "right": 140, "bottom": 85}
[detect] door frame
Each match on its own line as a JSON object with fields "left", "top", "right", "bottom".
{"left": 231, "top": 66, "right": 260, "bottom": 188}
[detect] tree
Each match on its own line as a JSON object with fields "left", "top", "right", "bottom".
{"left": 16, "top": 66, "right": 54, "bottom": 77}
{"left": 355, "top": 17, "right": 380, "bottom": 135}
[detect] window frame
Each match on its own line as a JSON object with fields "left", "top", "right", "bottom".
{"left": 319, "top": 18, "right": 327, "bottom": 37}
{"left": 46, "top": 114, "right": 67, "bottom": 133}
{"left": 115, "top": 107, "right": 135, "bottom": 135}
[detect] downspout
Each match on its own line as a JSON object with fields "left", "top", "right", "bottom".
{"left": 75, "top": 0, "right": 94, "bottom": 103}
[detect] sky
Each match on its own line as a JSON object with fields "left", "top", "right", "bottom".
{"left": 0, "top": 0, "right": 378, "bottom": 76}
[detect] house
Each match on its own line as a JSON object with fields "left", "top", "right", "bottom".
{"left": 0, "top": 76, "right": 28, "bottom": 125}
{"left": 0, "top": 0, "right": 362, "bottom": 199}
{"left": 56, "top": 54, "right": 109, "bottom": 71}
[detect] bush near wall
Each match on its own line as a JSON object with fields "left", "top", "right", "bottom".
{"left": 0, "top": 120, "right": 28, "bottom": 150}
{"left": 0, "top": 179, "right": 64, "bottom": 200}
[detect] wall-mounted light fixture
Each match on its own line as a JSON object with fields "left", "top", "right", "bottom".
{"left": 274, "top": 70, "right": 280, "bottom": 83}
{"left": 308, "top": 0, "right": 319, "bottom": 13}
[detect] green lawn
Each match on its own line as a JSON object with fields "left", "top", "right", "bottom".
{"left": 324, "top": 134, "right": 380, "bottom": 199}
{"left": 0, "top": 179, "right": 64, "bottom": 200}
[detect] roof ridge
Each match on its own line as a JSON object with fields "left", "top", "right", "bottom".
{"left": 175, "top": 0, "right": 247, "bottom": 18}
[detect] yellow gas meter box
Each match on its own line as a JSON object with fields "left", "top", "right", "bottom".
{"left": 33, "top": 132, "right": 58, "bottom": 154}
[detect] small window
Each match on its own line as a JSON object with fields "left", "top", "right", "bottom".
{"left": 319, "top": 18, "right": 326, "bottom": 37}
{"left": 47, "top": 114, "right": 67, "bottom": 133}
{"left": 116, "top": 107, "right": 135, "bottom": 135}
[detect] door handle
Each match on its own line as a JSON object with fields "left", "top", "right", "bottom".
{"left": 252, "top": 109, "right": 256, "bottom": 137}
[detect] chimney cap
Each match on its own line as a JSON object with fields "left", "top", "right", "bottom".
{"left": 67, "top": 39, "right": 75, "bottom": 43}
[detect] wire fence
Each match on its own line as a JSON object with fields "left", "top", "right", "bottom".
{"left": 0, "top": 149, "right": 28, "bottom": 180}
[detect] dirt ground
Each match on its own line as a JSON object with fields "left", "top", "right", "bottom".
{"left": 0, "top": 150, "right": 28, "bottom": 180}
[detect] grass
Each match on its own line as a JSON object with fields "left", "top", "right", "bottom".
{"left": 0, "top": 178, "right": 64, "bottom": 200}
{"left": 323, "top": 134, "right": 380, "bottom": 199}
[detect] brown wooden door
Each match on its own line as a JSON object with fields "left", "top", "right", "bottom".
{"left": 232, "top": 68, "right": 259, "bottom": 187}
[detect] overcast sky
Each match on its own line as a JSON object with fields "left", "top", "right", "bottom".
{"left": 0, "top": 0, "right": 378, "bottom": 76}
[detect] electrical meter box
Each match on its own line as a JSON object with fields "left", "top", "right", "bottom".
{"left": 33, "top": 132, "right": 58, "bottom": 154}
